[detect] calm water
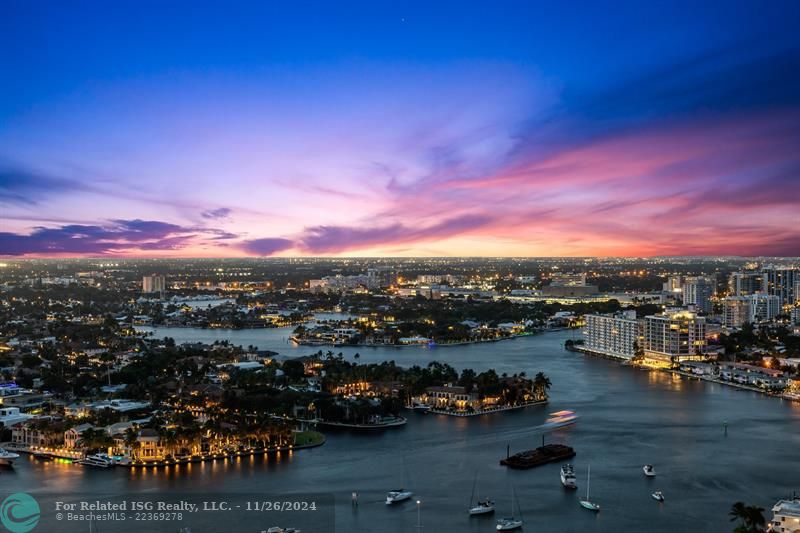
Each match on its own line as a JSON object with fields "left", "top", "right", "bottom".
{"left": 4, "top": 329, "right": 800, "bottom": 532}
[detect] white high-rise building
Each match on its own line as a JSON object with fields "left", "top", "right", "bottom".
{"left": 643, "top": 309, "right": 706, "bottom": 363}
{"left": 749, "top": 292, "right": 782, "bottom": 322}
{"left": 662, "top": 276, "right": 683, "bottom": 294}
{"left": 682, "top": 276, "right": 715, "bottom": 314}
{"left": 142, "top": 275, "right": 166, "bottom": 294}
{"left": 722, "top": 296, "right": 751, "bottom": 328}
{"left": 583, "top": 310, "right": 641, "bottom": 360}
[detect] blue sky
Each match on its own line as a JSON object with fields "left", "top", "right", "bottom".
{"left": 1, "top": 1, "right": 799, "bottom": 256}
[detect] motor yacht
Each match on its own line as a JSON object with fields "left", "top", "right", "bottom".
{"left": 0, "top": 448, "right": 20, "bottom": 466}
{"left": 560, "top": 464, "right": 577, "bottom": 489}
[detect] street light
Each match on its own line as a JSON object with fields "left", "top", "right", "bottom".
{"left": 416, "top": 500, "right": 422, "bottom": 531}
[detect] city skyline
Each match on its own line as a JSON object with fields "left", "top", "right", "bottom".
{"left": 2, "top": 1, "right": 800, "bottom": 258}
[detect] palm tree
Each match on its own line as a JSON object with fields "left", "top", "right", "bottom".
{"left": 729, "top": 501, "right": 766, "bottom": 532}
{"left": 533, "top": 372, "right": 552, "bottom": 401}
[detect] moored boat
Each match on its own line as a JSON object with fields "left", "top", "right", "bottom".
{"left": 652, "top": 491, "right": 665, "bottom": 502}
{"left": 496, "top": 517, "right": 523, "bottom": 530}
{"left": 0, "top": 448, "right": 20, "bottom": 466}
{"left": 560, "top": 464, "right": 577, "bottom": 489}
{"left": 385, "top": 489, "right": 413, "bottom": 505}
{"left": 468, "top": 473, "right": 495, "bottom": 515}
{"left": 643, "top": 464, "right": 656, "bottom": 477}
{"left": 579, "top": 464, "right": 600, "bottom": 512}
{"left": 78, "top": 453, "right": 114, "bottom": 468}
{"left": 501, "top": 443, "right": 576, "bottom": 469}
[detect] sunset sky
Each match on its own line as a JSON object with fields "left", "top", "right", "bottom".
{"left": 1, "top": 1, "right": 799, "bottom": 257}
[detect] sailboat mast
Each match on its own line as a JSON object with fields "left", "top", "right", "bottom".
{"left": 586, "top": 464, "right": 591, "bottom": 500}
{"left": 470, "top": 472, "right": 477, "bottom": 506}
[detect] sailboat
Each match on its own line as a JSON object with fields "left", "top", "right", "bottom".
{"left": 468, "top": 473, "right": 495, "bottom": 515}
{"left": 496, "top": 485, "right": 523, "bottom": 530}
{"left": 579, "top": 464, "right": 601, "bottom": 512}
{"left": 386, "top": 458, "right": 413, "bottom": 505}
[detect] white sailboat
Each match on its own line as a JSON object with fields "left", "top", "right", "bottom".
{"left": 496, "top": 486, "right": 523, "bottom": 530}
{"left": 385, "top": 489, "right": 413, "bottom": 505}
{"left": 386, "top": 459, "right": 413, "bottom": 505}
{"left": 468, "top": 473, "right": 495, "bottom": 515}
{"left": 579, "top": 464, "right": 600, "bottom": 512}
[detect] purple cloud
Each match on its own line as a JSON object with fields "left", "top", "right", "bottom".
{"left": 240, "top": 237, "right": 295, "bottom": 255}
{"left": 0, "top": 219, "right": 232, "bottom": 256}
{"left": 201, "top": 207, "right": 232, "bottom": 220}
{"left": 298, "top": 214, "right": 492, "bottom": 254}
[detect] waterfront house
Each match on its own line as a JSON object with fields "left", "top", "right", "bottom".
{"left": 11, "top": 421, "right": 63, "bottom": 448}
{"left": 136, "top": 428, "right": 166, "bottom": 461}
{"left": 420, "top": 385, "right": 478, "bottom": 410}
{"left": 770, "top": 498, "right": 800, "bottom": 532}
{"left": 64, "top": 423, "right": 95, "bottom": 449}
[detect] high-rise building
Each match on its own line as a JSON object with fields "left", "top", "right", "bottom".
{"left": 728, "top": 271, "right": 763, "bottom": 296}
{"left": 749, "top": 292, "right": 782, "bottom": 322}
{"left": 142, "top": 275, "right": 166, "bottom": 294}
{"left": 643, "top": 309, "right": 706, "bottom": 363}
{"left": 761, "top": 265, "right": 798, "bottom": 306}
{"left": 722, "top": 296, "right": 751, "bottom": 328}
{"left": 583, "top": 310, "right": 641, "bottom": 360}
{"left": 662, "top": 275, "right": 683, "bottom": 294}
{"left": 682, "top": 276, "right": 715, "bottom": 314}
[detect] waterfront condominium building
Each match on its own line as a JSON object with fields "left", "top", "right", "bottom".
{"left": 749, "top": 292, "right": 782, "bottom": 322}
{"left": 682, "top": 276, "right": 715, "bottom": 314}
{"left": 728, "top": 270, "right": 763, "bottom": 296}
{"left": 142, "top": 274, "right": 166, "bottom": 294}
{"left": 722, "top": 296, "right": 751, "bottom": 328}
{"left": 761, "top": 265, "right": 798, "bottom": 306}
{"left": 583, "top": 310, "right": 641, "bottom": 360}
{"left": 643, "top": 309, "right": 707, "bottom": 363}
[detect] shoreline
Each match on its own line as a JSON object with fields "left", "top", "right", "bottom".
{"left": 3, "top": 432, "right": 326, "bottom": 469}
{"left": 570, "top": 345, "right": 800, "bottom": 402}
{"left": 289, "top": 329, "right": 573, "bottom": 349}
{"left": 413, "top": 399, "right": 548, "bottom": 417}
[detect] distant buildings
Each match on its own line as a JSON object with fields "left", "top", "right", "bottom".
{"left": 543, "top": 272, "right": 598, "bottom": 297}
{"left": 682, "top": 276, "right": 714, "bottom": 314}
{"left": 750, "top": 292, "right": 782, "bottom": 322}
{"left": 309, "top": 269, "right": 396, "bottom": 293}
{"left": 142, "top": 274, "right": 166, "bottom": 294}
{"left": 662, "top": 275, "right": 683, "bottom": 294}
{"left": 762, "top": 265, "right": 798, "bottom": 306}
{"left": 642, "top": 309, "right": 706, "bottom": 363}
{"left": 722, "top": 296, "right": 751, "bottom": 328}
{"left": 728, "top": 270, "right": 762, "bottom": 296}
{"left": 583, "top": 310, "right": 641, "bottom": 360}
{"left": 550, "top": 272, "right": 587, "bottom": 286}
